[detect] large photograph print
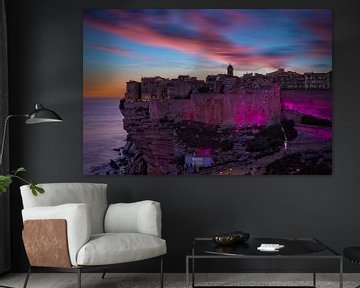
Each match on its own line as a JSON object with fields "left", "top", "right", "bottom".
{"left": 83, "top": 9, "right": 332, "bottom": 176}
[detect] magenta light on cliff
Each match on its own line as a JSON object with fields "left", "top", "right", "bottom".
{"left": 83, "top": 9, "right": 332, "bottom": 175}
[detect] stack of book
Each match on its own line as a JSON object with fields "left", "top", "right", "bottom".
{"left": 257, "top": 243, "right": 285, "bottom": 252}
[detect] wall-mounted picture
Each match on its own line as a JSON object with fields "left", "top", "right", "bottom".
{"left": 83, "top": 9, "right": 332, "bottom": 175}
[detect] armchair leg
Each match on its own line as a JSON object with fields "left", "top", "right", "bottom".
{"left": 77, "top": 268, "right": 81, "bottom": 288}
{"left": 23, "top": 266, "right": 31, "bottom": 288}
{"left": 160, "top": 257, "right": 164, "bottom": 288}
{"left": 101, "top": 270, "right": 107, "bottom": 279}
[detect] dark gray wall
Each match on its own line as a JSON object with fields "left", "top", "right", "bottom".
{"left": 5, "top": 0, "right": 360, "bottom": 273}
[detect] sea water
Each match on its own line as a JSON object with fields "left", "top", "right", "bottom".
{"left": 83, "top": 98, "right": 127, "bottom": 174}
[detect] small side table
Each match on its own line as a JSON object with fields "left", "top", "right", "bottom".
{"left": 186, "top": 237, "right": 343, "bottom": 288}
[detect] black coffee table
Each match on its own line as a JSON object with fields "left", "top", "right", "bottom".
{"left": 186, "top": 237, "right": 342, "bottom": 288}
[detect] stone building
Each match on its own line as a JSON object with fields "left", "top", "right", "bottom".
{"left": 304, "top": 72, "right": 331, "bottom": 89}
{"left": 266, "top": 68, "right": 304, "bottom": 89}
{"left": 227, "top": 64, "right": 234, "bottom": 76}
{"left": 125, "top": 65, "right": 330, "bottom": 104}
{"left": 141, "top": 76, "right": 169, "bottom": 100}
{"left": 206, "top": 74, "right": 238, "bottom": 94}
{"left": 237, "top": 73, "right": 272, "bottom": 89}
{"left": 125, "top": 80, "right": 141, "bottom": 101}
{"left": 223, "top": 76, "right": 237, "bottom": 92}
{"left": 167, "top": 75, "right": 204, "bottom": 99}
{"left": 205, "top": 75, "right": 217, "bottom": 93}
{"left": 204, "top": 65, "right": 238, "bottom": 93}
{"left": 212, "top": 74, "right": 230, "bottom": 93}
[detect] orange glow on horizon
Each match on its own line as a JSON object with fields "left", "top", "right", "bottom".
{"left": 83, "top": 76, "right": 126, "bottom": 98}
{"left": 83, "top": 87, "right": 126, "bottom": 98}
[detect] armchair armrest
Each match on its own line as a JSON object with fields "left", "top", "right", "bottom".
{"left": 22, "top": 203, "right": 91, "bottom": 266}
{"left": 104, "top": 200, "right": 162, "bottom": 237}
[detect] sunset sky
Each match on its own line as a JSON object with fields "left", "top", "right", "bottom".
{"left": 83, "top": 9, "right": 332, "bottom": 98}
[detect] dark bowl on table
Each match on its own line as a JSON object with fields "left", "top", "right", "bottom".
{"left": 212, "top": 231, "right": 250, "bottom": 246}
{"left": 212, "top": 234, "right": 238, "bottom": 245}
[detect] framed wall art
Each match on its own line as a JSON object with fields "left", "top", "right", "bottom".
{"left": 83, "top": 9, "right": 332, "bottom": 175}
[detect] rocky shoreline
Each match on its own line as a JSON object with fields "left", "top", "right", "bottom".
{"left": 89, "top": 148, "right": 126, "bottom": 175}
{"left": 90, "top": 120, "right": 331, "bottom": 176}
{"left": 89, "top": 137, "right": 148, "bottom": 175}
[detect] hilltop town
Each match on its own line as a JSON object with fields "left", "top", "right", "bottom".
{"left": 124, "top": 65, "right": 331, "bottom": 102}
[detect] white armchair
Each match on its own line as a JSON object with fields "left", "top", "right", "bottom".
{"left": 20, "top": 183, "right": 166, "bottom": 288}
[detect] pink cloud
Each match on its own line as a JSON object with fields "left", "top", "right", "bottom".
{"left": 84, "top": 10, "right": 302, "bottom": 71}
{"left": 86, "top": 43, "right": 157, "bottom": 62}
{"left": 182, "top": 10, "right": 249, "bottom": 34}
{"left": 87, "top": 44, "right": 132, "bottom": 56}
{"left": 301, "top": 11, "right": 332, "bottom": 41}
{"left": 297, "top": 11, "right": 332, "bottom": 57}
{"left": 85, "top": 14, "right": 209, "bottom": 54}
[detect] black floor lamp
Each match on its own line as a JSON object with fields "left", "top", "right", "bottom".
{"left": 0, "top": 103, "right": 62, "bottom": 288}
{"left": 0, "top": 103, "right": 63, "bottom": 167}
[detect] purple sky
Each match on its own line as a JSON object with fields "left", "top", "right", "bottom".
{"left": 83, "top": 9, "right": 332, "bottom": 98}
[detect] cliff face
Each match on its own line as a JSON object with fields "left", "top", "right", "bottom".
{"left": 121, "top": 102, "right": 176, "bottom": 175}
{"left": 120, "top": 87, "right": 282, "bottom": 175}
{"left": 147, "top": 86, "right": 281, "bottom": 127}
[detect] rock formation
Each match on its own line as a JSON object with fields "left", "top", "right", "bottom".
{"left": 120, "top": 87, "right": 282, "bottom": 175}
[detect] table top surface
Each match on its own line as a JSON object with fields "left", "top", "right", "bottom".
{"left": 190, "top": 237, "right": 340, "bottom": 258}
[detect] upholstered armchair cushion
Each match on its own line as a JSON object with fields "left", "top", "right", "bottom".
{"left": 76, "top": 233, "right": 167, "bottom": 266}
{"left": 104, "top": 200, "right": 162, "bottom": 237}
{"left": 20, "top": 183, "right": 167, "bottom": 276}
{"left": 20, "top": 183, "right": 108, "bottom": 234}
{"left": 22, "top": 203, "right": 91, "bottom": 266}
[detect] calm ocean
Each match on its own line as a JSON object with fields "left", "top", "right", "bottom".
{"left": 83, "top": 98, "right": 127, "bottom": 174}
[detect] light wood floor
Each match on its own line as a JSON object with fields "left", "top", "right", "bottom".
{"left": 0, "top": 273, "right": 359, "bottom": 288}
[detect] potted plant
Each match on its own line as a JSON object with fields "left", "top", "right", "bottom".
{"left": 0, "top": 167, "right": 44, "bottom": 196}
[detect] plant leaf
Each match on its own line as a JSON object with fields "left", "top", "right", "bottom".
{"left": 29, "top": 182, "right": 44, "bottom": 196}
{"left": 0, "top": 167, "right": 44, "bottom": 197}
{"left": 0, "top": 175, "right": 13, "bottom": 192}
{"left": 30, "top": 182, "right": 38, "bottom": 196}
{"left": 34, "top": 185, "right": 45, "bottom": 194}
{"left": 15, "top": 167, "right": 26, "bottom": 173}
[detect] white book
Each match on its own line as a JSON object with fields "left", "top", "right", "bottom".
{"left": 257, "top": 243, "right": 285, "bottom": 251}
